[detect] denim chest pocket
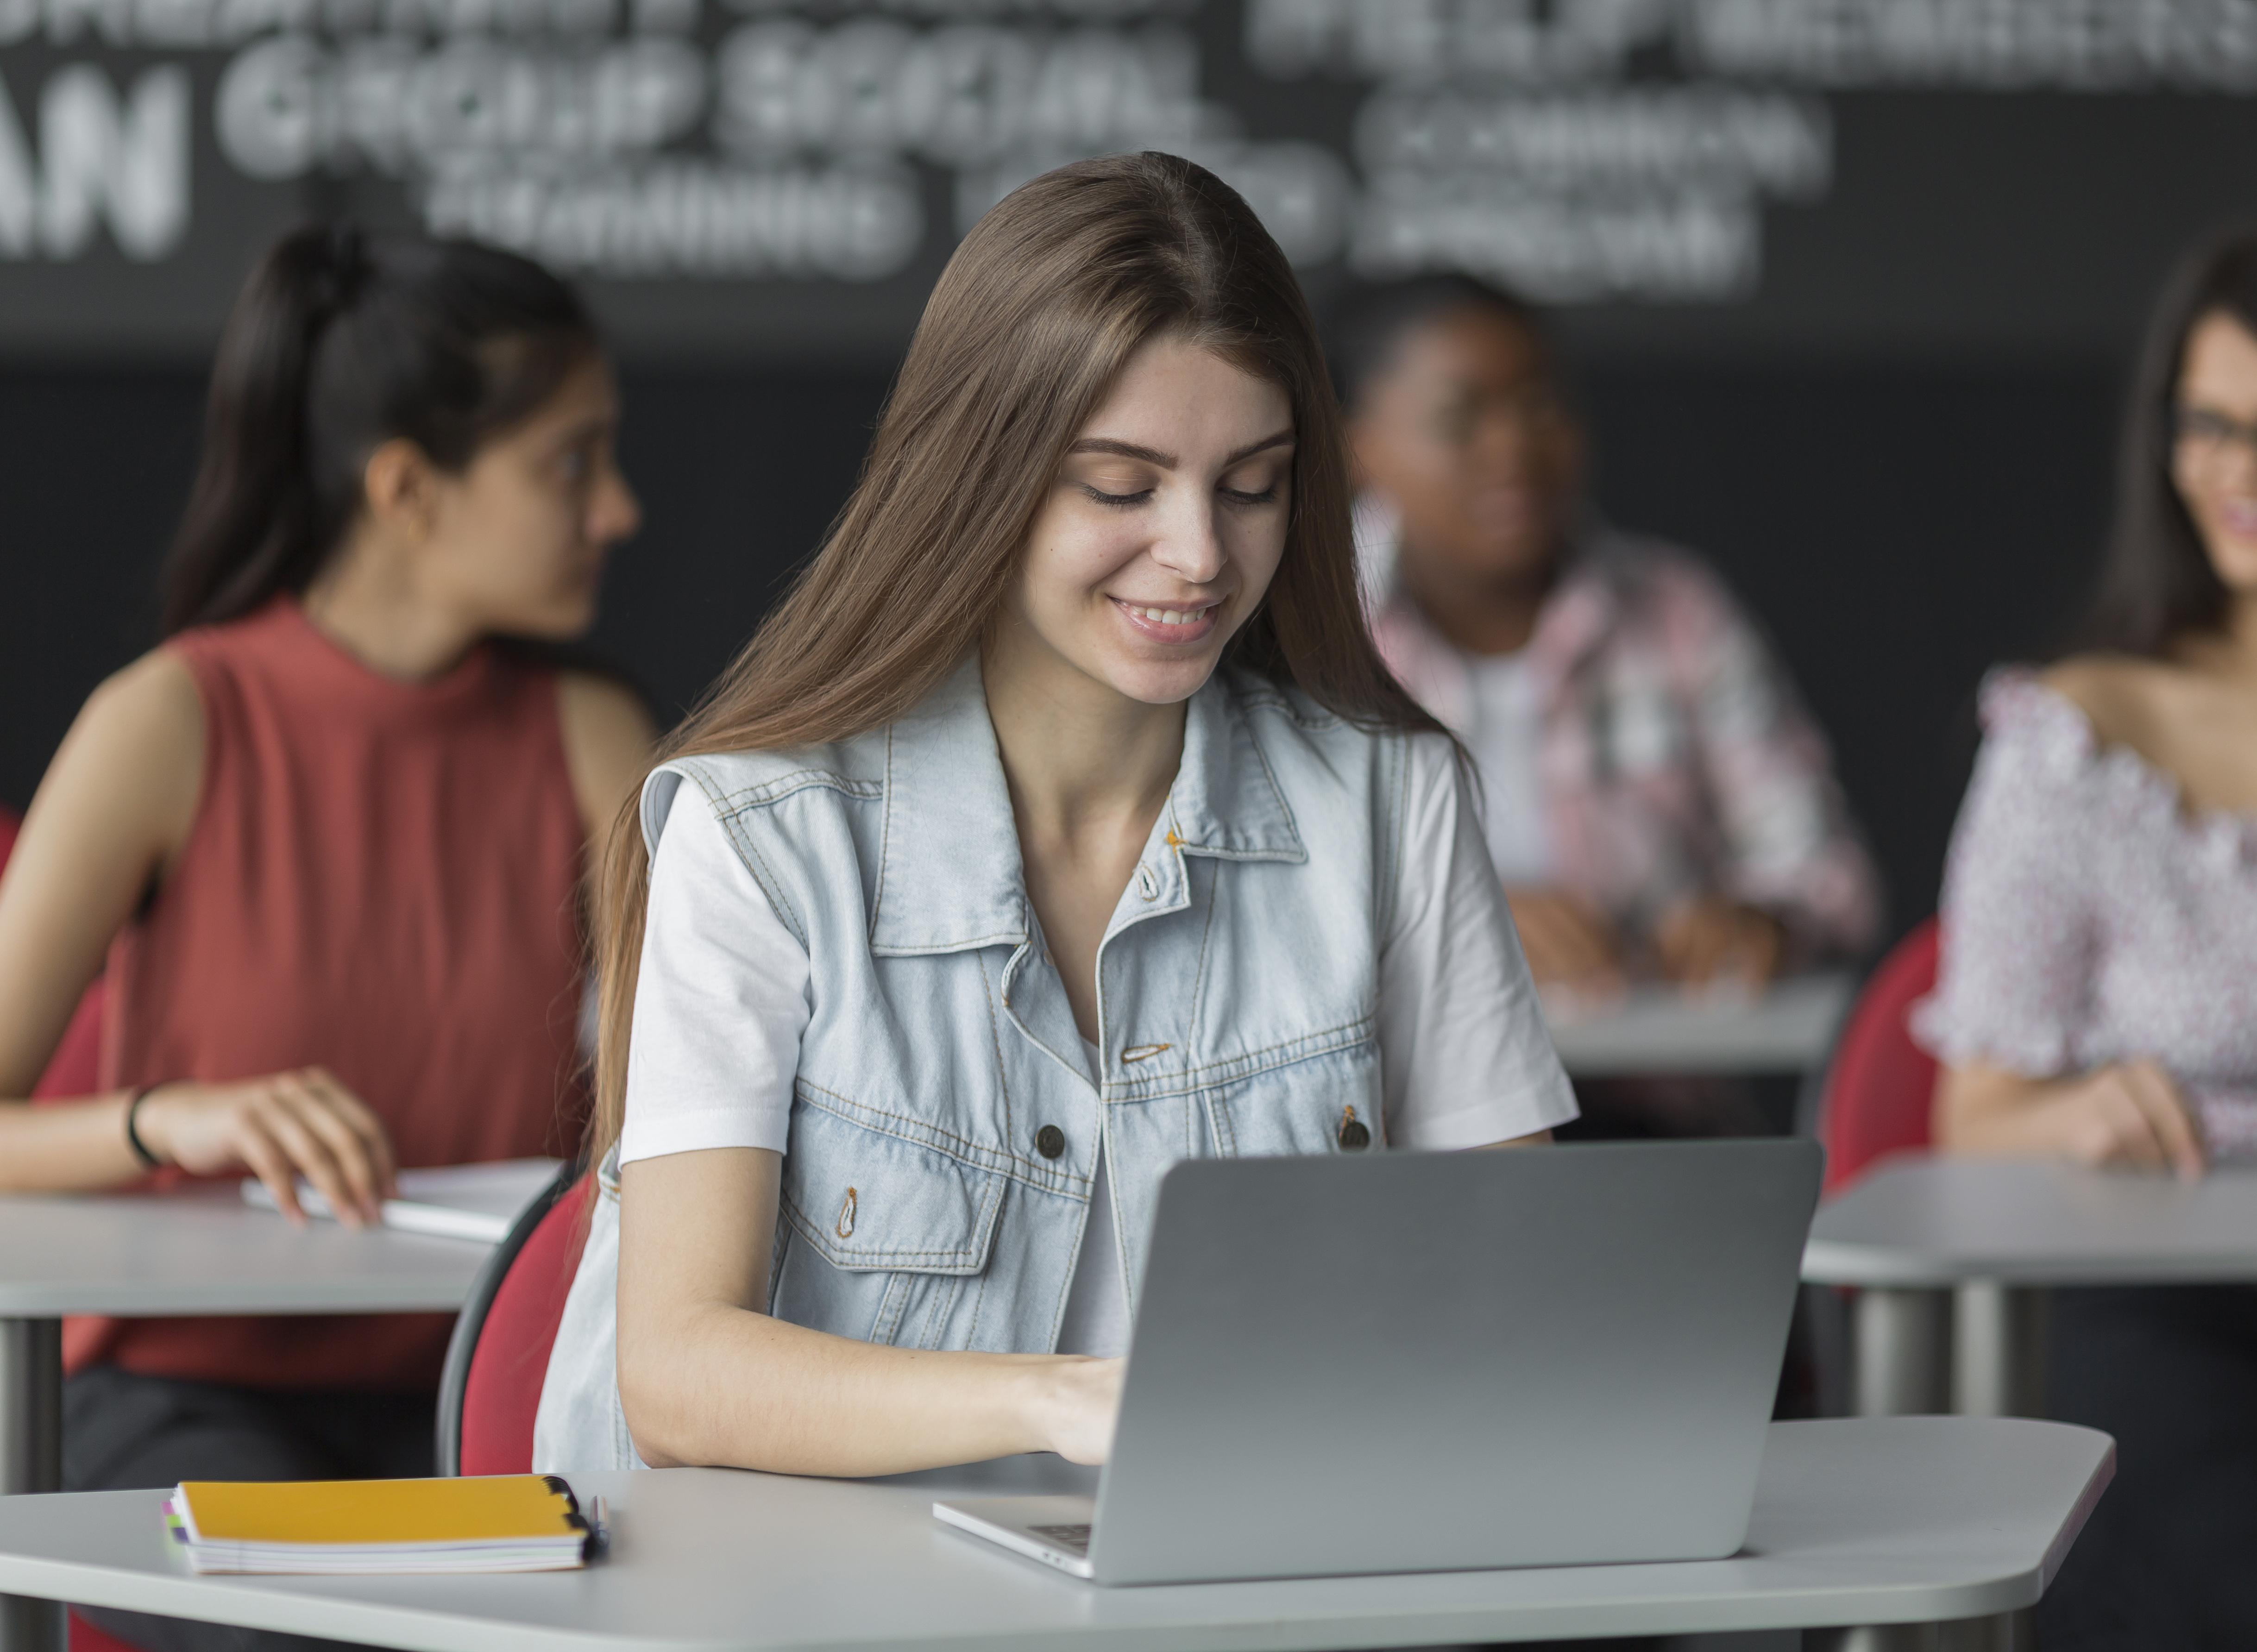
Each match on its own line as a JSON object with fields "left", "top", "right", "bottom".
{"left": 772, "top": 1096, "right": 1008, "bottom": 1350}
{"left": 1201, "top": 1035, "right": 1384, "bottom": 1158}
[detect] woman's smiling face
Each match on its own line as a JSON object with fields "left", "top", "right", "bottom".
{"left": 1000, "top": 332, "right": 1295, "bottom": 708}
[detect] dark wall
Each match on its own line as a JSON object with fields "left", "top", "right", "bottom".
{"left": 0, "top": 358, "right": 2119, "bottom": 941}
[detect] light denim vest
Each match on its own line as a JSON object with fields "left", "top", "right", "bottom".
{"left": 533, "top": 657, "right": 1427, "bottom": 1472}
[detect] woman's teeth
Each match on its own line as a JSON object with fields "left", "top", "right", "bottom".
{"left": 1131, "top": 604, "right": 1212, "bottom": 626}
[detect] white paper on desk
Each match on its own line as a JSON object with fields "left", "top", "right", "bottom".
{"left": 240, "top": 1158, "right": 562, "bottom": 1244}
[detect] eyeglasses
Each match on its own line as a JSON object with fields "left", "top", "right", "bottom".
{"left": 1430, "top": 384, "right": 1568, "bottom": 446}
{"left": 2172, "top": 404, "right": 2257, "bottom": 465}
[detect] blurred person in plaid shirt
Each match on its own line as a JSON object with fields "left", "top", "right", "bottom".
{"left": 1336, "top": 277, "right": 1880, "bottom": 1118}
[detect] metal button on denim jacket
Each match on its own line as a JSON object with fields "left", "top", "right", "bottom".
{"left": 534, "top": 657, "right": 1423, "bottom": 1472}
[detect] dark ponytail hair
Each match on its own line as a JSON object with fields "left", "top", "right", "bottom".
{"left": 2079, "top": 226, "right": 2257, "bottom": 658}
{"left": 160, "top": 225, "right": 598, "bottom": 637}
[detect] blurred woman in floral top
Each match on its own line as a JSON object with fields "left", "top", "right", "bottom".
{"left": 1337, "top": 276, "right": 1879, "bottom": 1005}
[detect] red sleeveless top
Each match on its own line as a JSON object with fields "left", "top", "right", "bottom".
{"left": 69, "top": 597, "right": 590, "bottom": 1390}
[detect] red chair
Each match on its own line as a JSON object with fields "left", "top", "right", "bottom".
{"left": 437, "top": 1165, "right": 591, "bottom": 1476}
{"left": 1815, "top": 918, "right": 1943, "bottom": 1195}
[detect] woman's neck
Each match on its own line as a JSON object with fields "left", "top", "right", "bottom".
{"left": 981, "top": 642, "right": 1185, "bottom": 854}
{"left": 302, "top": 534, "right": 483, "bottom": 683}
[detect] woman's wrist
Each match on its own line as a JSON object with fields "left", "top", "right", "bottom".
{"left": 1010, "top": 1356, "right": 1081, "bottom": 1457}
{"left": 122, "top": 1083, "right": 175, "bottom": 1169}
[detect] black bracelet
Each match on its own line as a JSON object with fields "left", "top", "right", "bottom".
{"left": 124, "top": 1085, "right": 165, "bottom": 1171}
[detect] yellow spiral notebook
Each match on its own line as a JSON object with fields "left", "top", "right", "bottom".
{"left": 166, "top": 1475, "right": 607, "bottom": 1574}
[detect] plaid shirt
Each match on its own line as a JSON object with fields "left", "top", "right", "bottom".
{"left": 1364, "top": 515, "right": 1881, "bottom": 965}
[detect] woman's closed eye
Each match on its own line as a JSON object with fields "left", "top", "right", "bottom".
{"left": 1220, "top": 460, "right": 1288, "bottom": 508}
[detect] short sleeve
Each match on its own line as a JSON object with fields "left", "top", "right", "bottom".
{"left": 1911, "top": 677, "right": 2095, "bottom": 1076}
{"left": 1378, "top": 736, "right": 1580, "bottom": 1149}
{"left": 618, "top": 781, "right": 811, "bottom": 1166}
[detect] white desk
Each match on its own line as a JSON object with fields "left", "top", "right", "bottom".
{"left": 1803, "top": 1155, "right": 2257, "bottom": 1417}
{"left": 1542, "top": 974, "right": 1855, "bottom": 1078}
{"left": 0, "top": 1417, "right": 2107, "bottom": 1651}
{"left": 0, "top": 1186, "right": 494, "bottom": 1652}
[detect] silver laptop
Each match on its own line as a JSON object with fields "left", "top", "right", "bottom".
{"left": 935, "top": 1138, "right": 1821, "bottom": 1585}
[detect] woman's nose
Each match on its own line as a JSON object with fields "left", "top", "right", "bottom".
{"left": 592, "top": 468, "right": 642, "bottom": 545}
{"left": 1148, "top": 497, "right": 1227, "bottom": 583}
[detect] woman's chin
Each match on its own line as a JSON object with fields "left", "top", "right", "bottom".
{"left": 1088, "top": 649, "right": 1223, "bottom": 708}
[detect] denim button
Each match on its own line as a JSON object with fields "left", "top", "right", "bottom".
{"left": 1336, "top": 1106, "right": 1371, "bottom": 1151}
{"left": 1035, "top": 1124, "right": 1067, "bottom": 1160}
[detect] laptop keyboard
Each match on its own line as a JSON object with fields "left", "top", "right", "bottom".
{"left": 1029, "top": 1523, "right": 1093, "bottom": 1556}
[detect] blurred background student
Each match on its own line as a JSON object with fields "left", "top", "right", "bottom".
{"left": 1334, "top": 278, "right": 1880, "bottom": 998}
{"left": 1918, "top": 229, "right": 2257, "bottom": 1651}
{"left": 1333, "top": 278, "right": 1880, "bottom": 1137}
{"left": 0, "top": 226, "right": 651, "bottom": 1652}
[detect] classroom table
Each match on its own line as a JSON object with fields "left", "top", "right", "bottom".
{"left": 1540, "top": 973, "right": 1855, "bottom": 1079}
{"left": 1802, "top": 1154, "right": 2257, "bottom": 1418}
{"left": 0, "top": 1416, "right": 2107, "bottom": 1652}
{"left": 0, "top": 1185, "right": 497, "bottom": 1652}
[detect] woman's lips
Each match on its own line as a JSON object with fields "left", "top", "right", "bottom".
{"left": 1111, "top": 597, "right": 1221, "bottom": 645}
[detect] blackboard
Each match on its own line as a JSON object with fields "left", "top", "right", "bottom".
{"left": 5, "top": 0, "right": 2257, "bottom": 361}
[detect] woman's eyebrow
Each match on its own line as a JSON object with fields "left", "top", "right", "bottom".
{"left": 1067, "top": 429, "right": 1295, "bottom": 470}
{"left": 1225, "top": 430, "right": 1295, "bottom": 465}
{"left": 1069, "top": 438, "right": 1176, "bottom": 467}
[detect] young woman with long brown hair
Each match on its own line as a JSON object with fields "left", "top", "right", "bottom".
{"left": 534, "top": 153, "right": 1577, "bottom": 1476}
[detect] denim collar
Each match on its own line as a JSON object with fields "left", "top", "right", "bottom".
{"left": 868, "top": 654, "right": 1305, "bottom": 956}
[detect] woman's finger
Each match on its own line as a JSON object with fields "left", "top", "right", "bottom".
{"left": 293, "top": 1070, "right": 396, "bottom": 1203}
{"left": 235, "top": 1113, "right": 306, "bottom": 1225}
{"left": 254, "top": 1087, "right": 365, "bottom": 1228}
{"left": 2096, "top": 1085, "right": 2167, "bottom": 1171}
{"left": 278, "top": 1078, "right": 385, "bottom": 1218}
{"left": 2124, "top": 1062, "right": 2206, "bottom": 1179}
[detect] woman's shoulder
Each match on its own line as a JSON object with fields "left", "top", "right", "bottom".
{"left": 2030, "top": 655, "right": 2172, "bottom": 751}
{"left": 642, "top": 733, "right": 886, "bottom": 845}
{"left": 1970, "top": 661, "right": 2206, "bottom": 837}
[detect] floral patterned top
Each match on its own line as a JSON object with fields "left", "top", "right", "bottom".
{"left": 1914, "top": 671, "right": 2257, "bottom": 1156}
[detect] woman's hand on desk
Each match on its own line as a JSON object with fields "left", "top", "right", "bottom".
{"left": 139, "top": 1067, "right": 398, "bottom": 1224}
{"left": 1034, "top": 1355, "right": 1125, "bottom": 1465}
{"left": 1936, "top": 1059, "right": 2206, "bottom": 1180}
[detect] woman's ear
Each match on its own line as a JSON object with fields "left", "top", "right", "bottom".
{"left": 361, "top": 438, "right": 442, "bottom": 543}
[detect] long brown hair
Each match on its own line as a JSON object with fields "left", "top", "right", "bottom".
{"left": 586, "top": 151, "right": 1440, "bottom": 1169}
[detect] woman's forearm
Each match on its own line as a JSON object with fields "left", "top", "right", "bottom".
{"left": 1936, "top": 1058, "right": 2203, "bottom": 1175}
{"left": 0, "top": 1092, "right": 148, "bottom": 1191}
{"left": 619, "top": 1298, "right": 1101, "bottom": 1475}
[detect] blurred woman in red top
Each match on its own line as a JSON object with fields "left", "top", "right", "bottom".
{"left": 0, "top": 226, "right": 652, "bottom": 1652}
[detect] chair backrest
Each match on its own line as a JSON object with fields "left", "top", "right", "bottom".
{"left": 436, "top": 1166, "right": 591, "bottom": 1476}
{"left": 0, "top": 807, "right": 105, "bottom": 1099}
{"left": 1816, "top": 917, "right": 1943, "bottom": 1195}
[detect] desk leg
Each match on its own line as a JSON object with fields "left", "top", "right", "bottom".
{"left": 1806, "top": 1614, "right": 2019, "bottom": 1651}
{"left": 1854, "top": 1287, "right": 1949, "bottom": 1415}
{"left": 0, "top": 1318, "right": 63, "bottom": 1652}
{"left": 1952, "top": 1284, "right": 2049, "bottom": 1417}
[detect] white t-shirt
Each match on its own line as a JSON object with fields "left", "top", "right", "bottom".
{"left": 1054, "top": 1038, "right": 1130, "bottom": 1357}
{"left": 619, "top": 734, "right": 1577, "bottom": 1353}
{"left": 1464, "top": 650, "right": 1553, "bottom": 887}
